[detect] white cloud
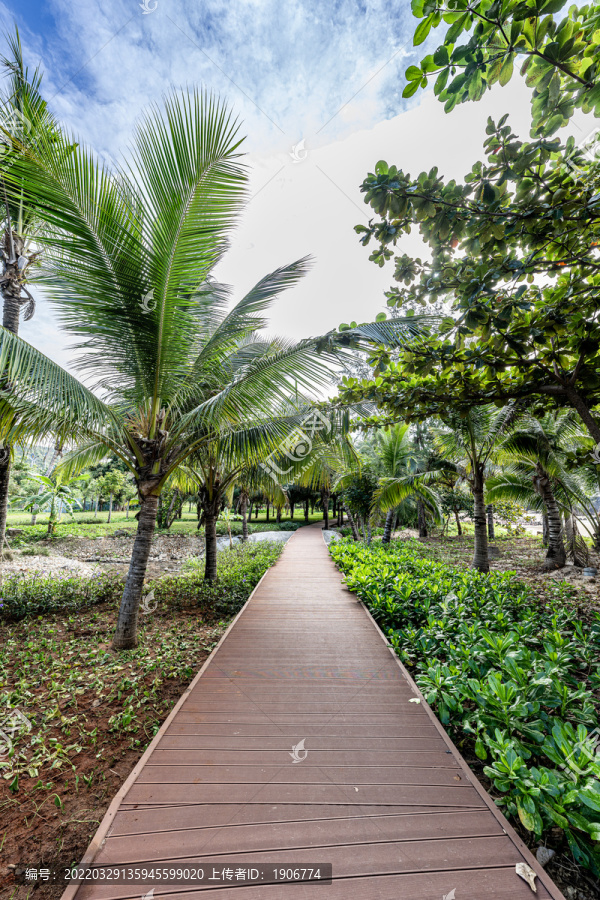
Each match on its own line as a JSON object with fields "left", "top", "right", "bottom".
{"left": 0, "top": 0, "right": 594, "bottom": 362}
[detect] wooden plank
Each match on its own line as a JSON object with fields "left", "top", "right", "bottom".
{"left": 107, "top": 805, "right": 489, "bottom": 837}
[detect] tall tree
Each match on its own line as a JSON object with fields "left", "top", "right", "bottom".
{"left": 0, "top": 28, "right": 62, "bottom": 548}
{"left": 2, "top": 88, "right": 341, "bottom": 648}
{"left": 431, "top": 405, "right": 522, "bottom": 571}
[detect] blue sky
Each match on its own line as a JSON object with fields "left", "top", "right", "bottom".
{"left": 0, "top": 0, "right": 582, "bottom": 371}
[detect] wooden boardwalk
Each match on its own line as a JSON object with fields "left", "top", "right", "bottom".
{"left": 67, "top": 525, "right": 564, "bottom": 900}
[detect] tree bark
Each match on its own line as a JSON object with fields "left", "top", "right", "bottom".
{"left": 204, "top": 512, "right": 218, "bottom": 581}
{"left": 563, "top": 386, "right": 600, "bottom": 445}
{"left": 0, "top": 251, "right": 23, "bottom": 549}
{"left": 240, "top": 493, "right": 249, "bottom": 542}
{"left": 533, "top": 465, "right": 566, "bottom": 570}
{"left": 382, "top": 509, "right": 395, "bottom": 544}
{"left": 108, "top": 493, "right": 113, "bottom": 524}
{"left": 417, "top": 499, "right": 428, "bottom": 538}
{"left": 471, "top": 468, "right": 489, "bottom": 573}
{"left": 454, "top": 508, "right": 463, "bottom": 536}
{"left": 304, "top": 499, "right": 309, "bottom": 524}
{"left": 276, "top": 505, "right": 282, "bottom": 524}
{"left": 0, "top": 451, "right": 10, "bottom": 552}
{"left": 486, "top": 503, "right": 495, "bottom": 540}
{"left": 321, "top": 489, "right": 330, "bottom": 530}
{"left": 112, "top": 494, "right": 158, "bottom": 649}
{"left": 126, "top": 500, "right": 130, "bottom": 519}
{"left": 266, "top": 501, "right": 270, "bottom": 523}
{"left": 345, "top": 507, "right": 360, "bottom": 541}
{"left": 290, "top": 503, "right": 294, "bottom": 520}
{"left": 542, "top": 512, "right": 549, "bottom": 547}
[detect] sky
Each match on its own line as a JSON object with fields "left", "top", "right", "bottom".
{"left": 0, "top": 0, "right": 593, "bottom": 371}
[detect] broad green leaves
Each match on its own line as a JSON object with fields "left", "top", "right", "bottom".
{"left": 403, "top": 0, "right": 600, "bottom": 136}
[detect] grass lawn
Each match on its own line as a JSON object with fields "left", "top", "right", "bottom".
{"left": 4, "top": 509, "right": 327, "bottom": 545}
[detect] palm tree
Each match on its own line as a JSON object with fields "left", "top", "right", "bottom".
{"left": 2, "top": 88, "right": 343, "bottom": 648}
{"left": 188, "top": 403, "right": 320, "bottom": 580}
{"left": 371, "top": 423, "right": 415, "bottom": 542}
{"left": 487, "top": 411, "right": 597, "bottom": 569}
{"left": 295, "top": 437, "right": 358, "bottom": 531}
{"left": 19, "top": 471, "right": 81, "bottom": 535}
{"left": 432, "top": 404, "right": 522, "bottom": 572}
{"left": 0, "top": 29, "right": 63, "bottom": 546}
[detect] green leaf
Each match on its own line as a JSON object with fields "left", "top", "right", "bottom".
{"left": 414, "top": 13, "right": 435, "bottom": 46}
{"left": 499, "top": 53, "right": 515, "bottom": 86}
{"left": 403, "top": 79, "right": 422, "bottom": 99}
{"left": 517, "top": 799, "right": 536, "bottom": 831}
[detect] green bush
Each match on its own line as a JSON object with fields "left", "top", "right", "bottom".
{"left": 330, "top": 539, "right": 600, "bottom": 876}
{"left": 0, "top": 571, "right": 124, "bottom": 622}
{"left": 169, "top": 541, "right": 283, "bottom": 618}
{"left": 0, "top": 542, "right": 283, "bottom": 624}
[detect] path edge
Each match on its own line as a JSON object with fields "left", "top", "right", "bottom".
{"left": 60, "top": 546, "right": 287, "bottom": 900}
{"left": 325, "top": 533, "right": 566, "bottom": 900}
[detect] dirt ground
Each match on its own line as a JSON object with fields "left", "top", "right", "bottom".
{"left": 0, "top": 601, "right": 223, "bottom": 900}
{"left": 1, "top": 531, "right": 206, "bottom": 581}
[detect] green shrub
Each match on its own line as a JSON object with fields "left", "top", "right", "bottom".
{"left": 330, "top": 539, "right": 600, "bottom": 876}
{"left": 0, "top": 571, "right": 124, "bottom": 622}
{"left": 169, "top": 541, "right": 283, "bottom": 618}
{"left": 0, "top": 541, "right": 283, "bottom": 625}
{"left": 20, "top": 547, "right": 50, "bottom": 557}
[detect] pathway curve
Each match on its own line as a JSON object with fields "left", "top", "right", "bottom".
{"left": 66, "top": 524, "right": 564, "bottom": 900}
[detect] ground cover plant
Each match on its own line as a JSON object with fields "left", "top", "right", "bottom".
{"left": 330, "top": 538, "right": 600, "bottom": 883}
{"left": 0, "top": 541, "right": 283, "bottom": 895}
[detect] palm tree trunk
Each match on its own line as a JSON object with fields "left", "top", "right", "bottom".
{"left": 0, "top": 452, "right": 11, "bottom": 551}
{"left": 290, "top": 503, "right": 294, "bottom": 520}
{"left": 276, "top": 505, "right": 282, "bottom": 524}
{"left": 486, "top": 504, "right": 495, "bottom": 540}
{"left": 266, "top": 501, "right": 270, "bottom": 523}
{"left": 471, "top": 469, "right": 490, "bottom": 573}
{"left": 345, "top": 507, "right": 360, "bottom": 541}
{"left": 322, "top": 489, "right": 330, "bottom": 530}
{"left": 108, "top": 493, "right": 113, "bottom": 524}
{"left": 542, "top": 512, "right": 549, "bottom": 546}
{"left": 366, "top": 519, "right": 372, "bottom": 545}
{"left": 113, "top": 494, "right": 159, "bottom": 649}
{"left": 417, "top": 499, "right": 428, "bottom": 538}
{"left": 382, "top": 509, "right": 395, "bottom": 544}
{"left": 454, "top": 508, "right": 463, "bottom": 536}
{"left": 240, "top": 494, "right": 249, "bottom": 542}
{"left": 204, "top": 512, "right": 218, "bottom": 581}
{"left": 126, "top": 500, "right": 130, "bottom": 519}
{"left": 0, "top": 258, "right": 22, "bottom": 549}
{"left": 304, "top": 499, "right": 309, "bottom": 524}
{"left": 533, "top": 465, "right": 566, "bottom": 570}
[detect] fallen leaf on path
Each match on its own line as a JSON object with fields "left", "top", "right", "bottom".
{"left": 516, "top": 863, "right": 537, "bottom": 892}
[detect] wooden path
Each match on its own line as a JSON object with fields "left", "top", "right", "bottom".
{"left": 66, "top": 524, "right": 564, "bottom": 900}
